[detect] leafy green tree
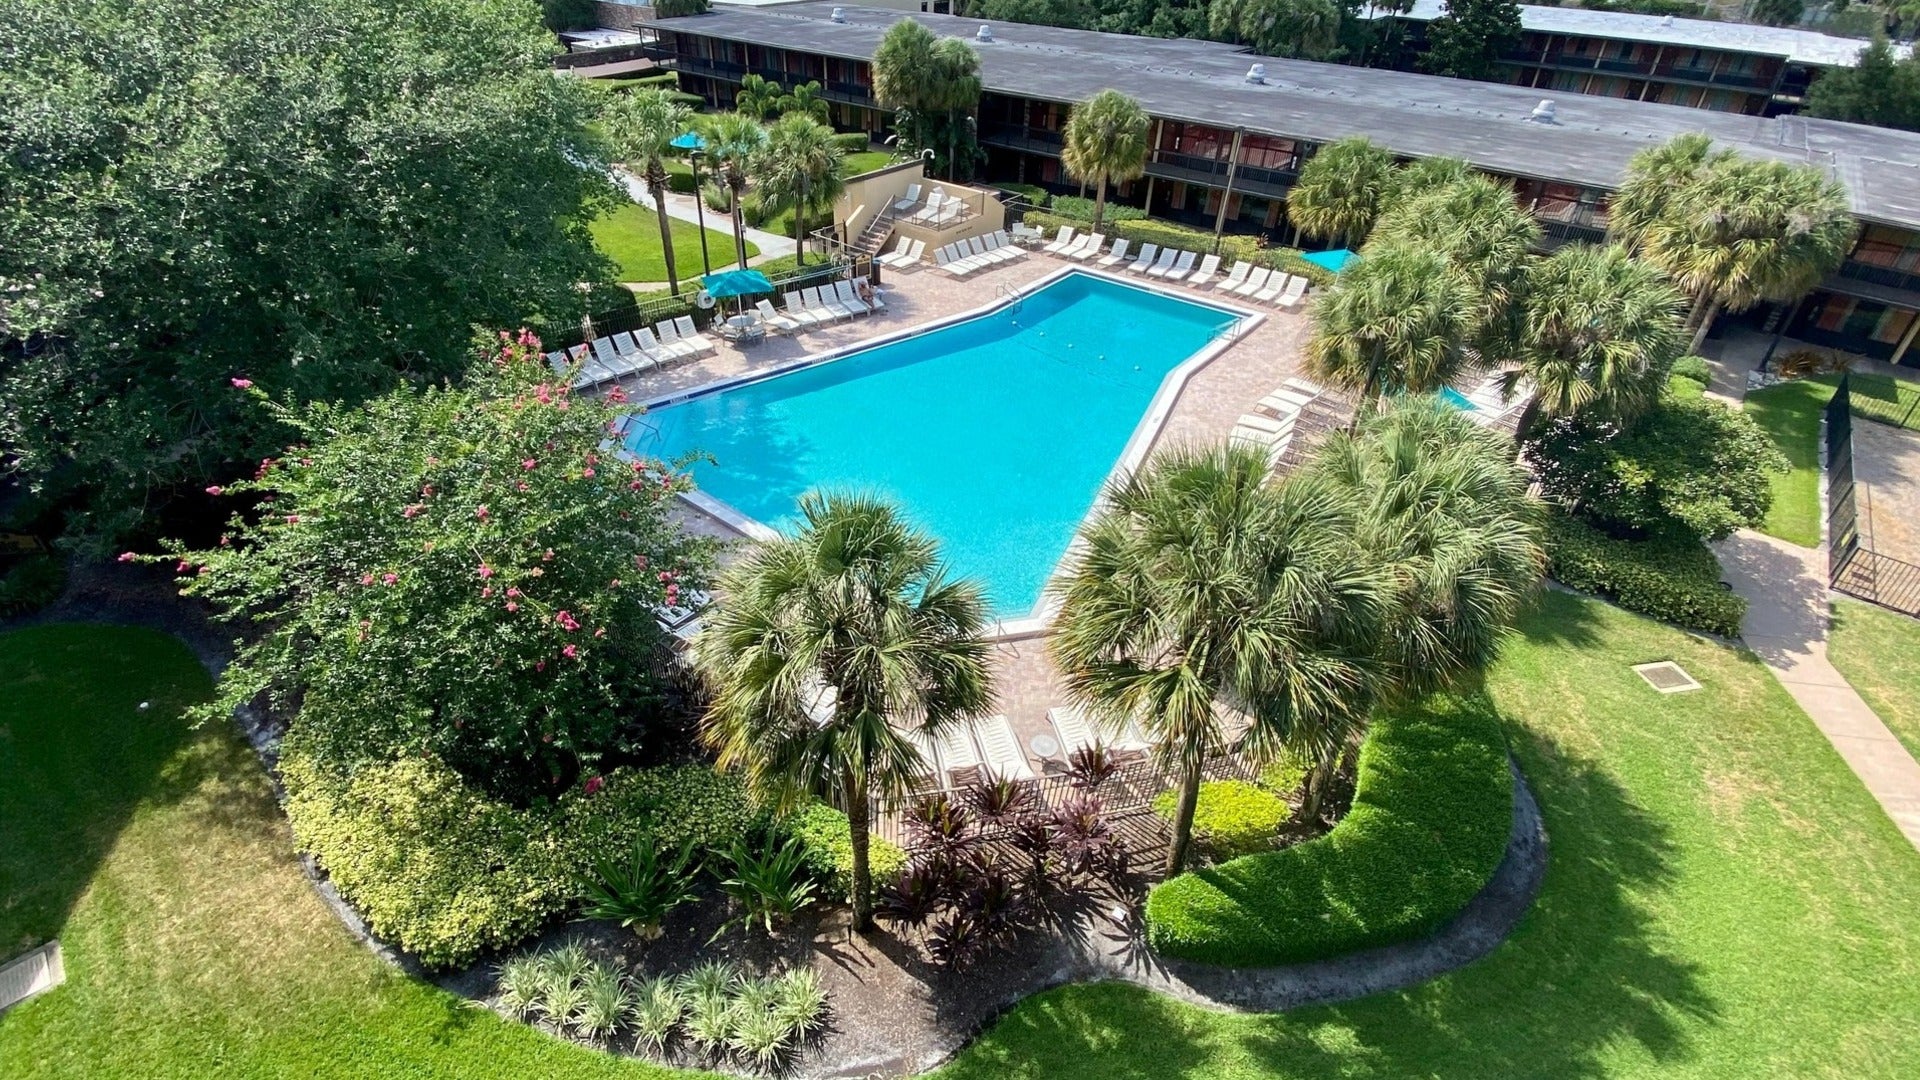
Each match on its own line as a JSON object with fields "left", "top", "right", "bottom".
{"left": 1286, "top": 136, "right": 1396, "bottom": 247}
{"left": 149, "top": 332, "right": 713, "bottom": 798}
{"left": 1510, "top": 244, "right": 1686, "bottom": 433}
{"left": 1748, "top": 0, "right": 1805, "bottom": 26}
{"left": 541, "top": 0, "right": 599, "bottom": 31}
{"left": 734, "top": 74, "right": 786, "bottom": 121}
{"left": 873, "top": 21, "right": 984, "bottom": 180}
{"left": 653, "top": 0, "right": 712, "bottom": 15}
{"left": 1061, "top": 91, "right": 1152, "bottom": 232}
{"left": 1369, "top": 173, "right": 1540, "bottom": 359}
{"left": 694, "top": 493, "right": 995, "bottom": 931}
{"left": 702, "top": 112, "right": 770, "bottom": 269}
{"left": 974, "top": 0, "right": 1100, "bottom": 29}
{"left": 1526, "top": 392, "right": 1789, "bottom": 542}
{"left": 0, "top": 0, "right": 619, "bottom": 543}
{"left": 1807, "top": 36, "right": 1920, "bottom": 133}
{"left": 1607, "top": 133, "right": 1732, "bottom": 255}
{"left": 1422, "top": 0, "right": 1524, "bottom": 80}
{"left": 754, "top": 115, "right": 847, "bottom": 266}
{"left": 1208, "top": 0, "right": 1345, "bottom": 60}
{"left": 1305, "top": 243, "right": 1478, "bottom": 407}
{"left": 1049, "top": 443, "right": 1387, "bottom": 873}
{"left": 605, "top": 89, "right": 696, "bottom": 297}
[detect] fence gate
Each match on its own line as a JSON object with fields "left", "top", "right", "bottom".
{"left": 1825, "top": 375, "right": 1920, "bottom": 616}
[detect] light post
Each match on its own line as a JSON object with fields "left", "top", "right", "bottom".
{"left": 673, "top": 131, "right": 712, "bottom": 277}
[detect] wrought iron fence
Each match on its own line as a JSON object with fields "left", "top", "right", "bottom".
{"left": 562, "top": 256, "right": 860, "bottom": 350}
{"left": 1826, "top": 375, "right": 1920, "bottom": 616}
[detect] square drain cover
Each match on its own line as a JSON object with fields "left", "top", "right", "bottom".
{"left": 1633, "top": 661, "right": 1701, "bottom": 693}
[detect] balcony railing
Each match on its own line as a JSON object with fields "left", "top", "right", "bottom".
{"left": 978, "top": 123, "right": 1064, "bottom": 156}
{"left": 1837, "top": 261, "right": 1920, "bottom": 297}
{"left": 1537, "top": 218, "right": 1608, "bottom": 245}
{"left": 668, "top": 55, "right": 874, "bottom": 106}
{"left": 1142, "top": 150, "right": 1297, "bottom": 200}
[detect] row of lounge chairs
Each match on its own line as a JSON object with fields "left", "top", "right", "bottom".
{"left": 891, "top": 185, "right": 968, "bottom": 226}
{"left": 754, "top": 278, "right": 885, "bottom": 332}
{"left": 1230, "top": 377, "right": 1330, "bottom": 471}
{"left": 933, "top": 231, "right": 1029, "bottom": 276}
{"left": 903, "top": 714, "right": 1038, "bottom": 787}
{"left": 874, "top": 237, "right": 925, "bottom": 269}
{"left": 547, "top": 317, "right": 715, "bottom": 391}
{"left": 1039, "top": 227, "right": 1313, "bottom": 308}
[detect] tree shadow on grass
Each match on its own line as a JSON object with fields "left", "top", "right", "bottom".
{"left": 0, "top": 625, "right": 210, "bottom": 955}
{"left": 1509, "top": 587, "right": 1608, "bottom": 652}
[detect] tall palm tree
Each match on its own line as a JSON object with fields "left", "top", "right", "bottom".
{"left": 1301, "top": 399, "right": 1543, "bottom": 814}
{"left": 1286, "top": 135, "right": 1395, "bottom": 248}
{"left": 1369, "top": 173, "right": 1540, "bottom": 359}
{"left": 1049, "top": 443, "right": 1388, "bottom": 874}
{"left": 1380, "top": 155, "right": 1474, "bottom": 216}
{"left": 755, "top": 114, "right": 846, "bottom": 267}
{"left": 1060, "top": 90, "right": 1151, "bottom": 233}
{"left": 1639, "top": 157, "right": 1856, "bottom": 351}
{"left": 1305, "top": 242, "right": 1477, "bottom": 411}
{"left": 1510, "top": 243, "right": 1686, "bottom": 433}
{"left": 694, "top": 493, "right": 995, "bottom": 931}
{"left": 733, "top": 74, "right": 784, "bottom": 121}
{"left": 702, "top": 112, "right": 768, "bottom": 270}
{"left": 927, "top": 38, "right": 984, "bottom": 181}
{"left": 1606, "top": 132, "right": 1730, "bottom": 255}
{"left": 779, "top": 81, "right": 832, "bottom": 123}
{"left": 604, "top": 89, "right": 693, "bottom": 297}
{"left": 873, "top": 21, "right": 983, "bottom": 180}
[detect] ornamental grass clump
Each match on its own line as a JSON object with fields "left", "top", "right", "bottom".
{"left": 631, "top": 975, "right": 686, "bottom": 1052}
{"left": 576, "top": 963, "right": 635, "bottom": 1042}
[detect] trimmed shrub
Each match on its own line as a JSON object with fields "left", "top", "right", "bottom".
{"left": 1153, "top": 779, "right": 1288, "bottom": 860}
{"left": 0, "top": 554, "right": 66, "bottom": 616}
{"left": 1048, "top": 195, "right": 1147, "bottom": 223}
{"left": 1670, "top": 355, "right": 1711, "bottom": 387}
{"left": 589, "top": 73, "right": 680, "bottom": 94}
{"left": 282, "top": 750, "right": 762, "bottom": 968}
{"left": 1543, "top": 511, "right": 1746, "bottom": 638}
{"left": 830, "top": 131, "right": 873, "bottom": 152}
{"left": 1257, "top": 752, "right": 1309, "bottom": 797}
{"left": 1145, "top": 693, "right": 1512, "bottom": 967}
{"left": 993, "top": 182, "right": 1049, "bottom": 207}
{"left": 784, "top": 802, "right": 907, "bottom": 901}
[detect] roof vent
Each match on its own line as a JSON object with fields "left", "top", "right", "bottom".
{"left": 976, "top": 24, "right": 994, "bottom": 42}
{"left": 1245, "top": 63, "right": 1267, "bottom": 84}
{"left": 1528, "top": 99, "right": 1557, "bottom": 124}
{"left": 1661, "top": 14, "right": 1675, "bottom": 26}
{"left": 829, "top": 6, "right": 846, "bottom": 22}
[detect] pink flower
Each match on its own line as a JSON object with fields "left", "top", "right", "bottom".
{"left": 542, "top": 549, "right": 554, "bottom": 562}
{"left": 403, "top": 504, "right": 422, "bottom": 519}
{"left": 205, "top": 485, "right": 224, "bottom": 496}
{"left": 219, "top": 535, "right": 231, "bottom": 547}
{"left": 609, "top": 578, "right": 621, "bottom": 588}
{"left": 582, "top": 467, "right": 595, "bottom": 478}
{"left": 360, "top": 573, "right": 375, "bottom": 586}
{"left": 478, "top": 564, "right": 494, "bottom": 579}
{"left": 506, "top": 601, "right": 520, "bottom": 612}
{"left": 231, "top": 377, "right": 252, "bottom": 389}
{"left": 382, "top": 572, "right": 398, "bottom": 586}
{"left": 506, "top": 587, "right": 521, "bottom": 598}
{"left": 421, "top": 484, "right": 435, "bottom": 498}
{"left": 197, "top": 566, "right": 210, "bottom": 576}
{"left": 634, "top": 554, "right": 649, "bottom": 570}
{"left": 594, "top": 627, "right": 606, "bottom": 638}
{"left": 285, "top": 514, "right": 300, "bottom": 524}
{"left": 475, "top": 505, "right": 489, "bottom": 520}
{"left": 529, "top": 567, "right": 543, "bottom": 578}
{"left": 542, "top": 732, "right": 553, "bottom": 743}
{"left": 607, "top": 386, "right": 628, "bottom": 404}
{"left": 522, "top": 459, "right": 538, "bottom": 471}
{"left": 517, "top": 482, "right": 529, "bottom": 493}
{"left": 535, "top": 660, "right": 545, "bottom": 672}
{"left": 534, "top": 385, "right": 552, "bottom": 405}
{"left": 583, "top": 775, "right": 605, "bottom": 796}
{"left": 118, "top": 552, "right": 136, "bottom": 563}
{"left": 481, "top": 586, "right": 493, "bottom": 598}
{"left": 176, "top": 560, "right": 191, "bottom": 573}
{"left": 556, "top": 611, "right": 580, "bottom": 631}
{"left": 562, "top": 644, "right": 579, "bottom": 659}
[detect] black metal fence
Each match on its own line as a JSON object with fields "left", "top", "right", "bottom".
{"left": 1827, "top": 376, "right": 1920, "bottom": 616}
{"left": 562, "top": 255, "right": 864, "bottom": 351}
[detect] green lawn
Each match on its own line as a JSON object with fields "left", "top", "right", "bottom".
{"left": 7, "top": 595, "right": 1920, "bottom": 1077}
{"left": 1742, "top": 378, "right": 1835, "bottom": 547}
{"left": 1828, "top": 597, "right": 1920, "bottom": 759}
{"left": 589, "top": 202, "right": 752, "bottom": 285}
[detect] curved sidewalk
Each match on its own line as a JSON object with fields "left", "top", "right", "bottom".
{"left": 1715, "top": 530, "right": 1920, "bottom": 849}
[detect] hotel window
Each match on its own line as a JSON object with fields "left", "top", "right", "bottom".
{"left": 1851, "top": 227, "right": 1920, "bottom": 272}
{"left": 1812, "top": 297, "right": 1916, "bottom": 345}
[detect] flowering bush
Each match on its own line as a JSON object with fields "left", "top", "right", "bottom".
{"left": 158, "top": 330, "right": 715, "bottom": 797}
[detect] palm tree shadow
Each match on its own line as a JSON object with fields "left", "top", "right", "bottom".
{"left": 1510, "top": 586, "right": 1607, "bottom": 650}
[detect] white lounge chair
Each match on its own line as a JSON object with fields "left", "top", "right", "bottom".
{"left": 912, "top": 191, "right": 947, "bottom": 223}
{"left": 937, "top": 723, "right": 982, "bottom": 780}
{"left": 1252, "top": 272, "right": 1291, "bottom": 303}
{"left": 611, "top": 332, "right": 653, "bottom": 367}
{"left": 1231, "top": 267, "right": 1273, "bottom": 298}
{"left": 1124, "top": 243, "right": 1159, "bottom": 274}
{"left": 1095, "top": 238, "right": 1132, "bottom": 268}
{"left": 1042, "top": 226, "right": 1080, "bottom": 254}
{"left": 810, "top": 285, "right": 854, "bottom": 320}
{"left": 882, "top": 238, "right": 926, "bottom": 269}
{"left": 1274, "top": 275, "right": 1310, "bottom": 308}
{"left": 892, "top": 183, "right": 922, "bottom": 212}
{"left": 1186, "top": 253, "right": 1222, "bottom": 286}
{"left": 934, "top": 201, "right": 963, "bottom": 226}
{"left": 649, "top": 323, "right": 697, "bottom": 359}
{"left": 1150, "top": 250, "right": 1194, "bottom": 279}
{"left": 1066, "top": 232, "right": 1106, "bottom": 260}
{"left": 834, "top": 280, "right": 873, "bottom": 315}
{"left": 1010, "top": 221, "right": 1044, "bottom": 244}
{"left": 782, "top": 291, "right": 825, "bottom": 328}
{"left": 673, "top": 316, "right": 715, "bottom": 354}
{"left": 974, "top": 715, "right": 1036, "bottom": 781}
{"left": 590, "top": 337, "right": 622, "bottom": 369}
{"left": 1216, "top": 261, "right": 1252, "bottom": 292}
{"left": 1047, "top": 706, "right": 1100, "bottom": 757}
{"left": 874, "top": 235, "right": 914, "bottom": 268}
{"left": 754, "top": 298, "right": 799, "bottom": 333}
{"left": 954, "top": 236, "right": 995, "bottom": 273}
{"left": 1143, "top": 248, "right": 1179, "bottom": 277}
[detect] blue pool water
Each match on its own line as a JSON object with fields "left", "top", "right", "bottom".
{"left": 626, "top": 272, "right": 1239, "bottom": 616}
{"left": 1438, "top": 386, "right": 1476, "bottom": 412}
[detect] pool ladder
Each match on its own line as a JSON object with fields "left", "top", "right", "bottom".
{"left": 996, "top": 282, "right": 1024, "bottom": 314}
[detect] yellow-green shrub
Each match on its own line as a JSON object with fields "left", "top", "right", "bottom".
{"left": 1154, "top": 780, "right": 1288, "bottom": 859}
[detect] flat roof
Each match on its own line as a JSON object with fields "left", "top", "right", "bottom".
{"left": 652, "top": 3, "right": 1920, "bottom": 230}
{"left": 1368, "top": 2, "right": 1900, "bottom": 69}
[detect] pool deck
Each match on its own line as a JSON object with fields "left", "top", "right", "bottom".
{"left": 622, "top": 250, "right": 1317, "bottom": 779}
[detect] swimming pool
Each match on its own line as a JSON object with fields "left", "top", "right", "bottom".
{"left": 625, "top": 270, "right": 1246, "bottom": 619}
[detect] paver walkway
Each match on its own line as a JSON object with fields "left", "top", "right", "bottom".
{"left": 1715, "top": 529, "right": 1920, "bottom": 849}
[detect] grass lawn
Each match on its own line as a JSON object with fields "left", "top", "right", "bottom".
{"left": 1828, "top": 597, "right": 1920, "bottom": 759}
{"left": 7, "top": 595, "right": 1920, "bottom": 1077}
{"left": 589, "top": 202, "right": 752, "bottom": 285}
{"left": 1742, "top": 378, "right": 1835, "bottom": 547}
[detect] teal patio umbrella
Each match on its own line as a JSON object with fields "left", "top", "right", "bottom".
{"left": 1302, "top": 248, "right": 1359, "bottom": 274}
{"left": 701, "top": 268, "right": 775, "bottom": 317}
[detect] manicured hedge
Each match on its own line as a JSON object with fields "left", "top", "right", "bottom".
{"left": 785, "top": 801, "right": 908, "bottom": 901}
{"left": 281, "top": 751, "right": 762, "bottom": 968}
{"left": 1153, "top": 779, "right": 1288, "bottom": 860}
{"left": 1669, "top": 355, "right": 1711, "bottom": 387}
{"left": 1543, "top": 512, "right": 1746, "bottom": 638}
{"left": 1145, "top": 693, "right": 1512, "bottom": 967}
{"left": 993, "top": 182, "right": 1049, "bottom": 207}
{"left": 1023, "top": 211, "right": 1334, "bottom": 287}
{"left": 1047, "top": 195, "right": 1147, "bottom": 223}
{"left": 830, "top": 131, "right": 873, "bottom": 152}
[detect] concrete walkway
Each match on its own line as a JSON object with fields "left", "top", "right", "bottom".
{"left": 611, "top": 167, "right": 795, "bottom": 276}
{"left": 1715, "top": 529, "right": 1920, "bottom": 849}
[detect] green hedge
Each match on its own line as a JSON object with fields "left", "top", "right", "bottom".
{"left": 1543, "top": 512, "right": 1746, "bottom": 638}
{"left": 1145, "top": 693, "right": 1512, "bottom": 967}
{"left": 830, "top": 131, "right": 873, "bottom": 152}
{"left": 784, "top": 802, "right": 908, "bottom": 901}
{"left": 589, "top": 73, "right": 680, "bottom": 94}
{"left": 282, "top": 751, "right": 762, "bottom": 968}
{"left": 0, "top": 554, "right": 66, "bottom": 616}
{"left": 1153, "top": 779, "right": 1288, "bottom": 860}
{"left": 1047, "top": 195, "right": 1146, "bottom": 223}
{"left": 993, "top": 182, "right": 1049, "bottom": 207}
{"left": 1022, "top": 211, "right": 1334, "bottom": 287}
{"left": 1669, "top": 356, "right": 1711, "bottom": 387}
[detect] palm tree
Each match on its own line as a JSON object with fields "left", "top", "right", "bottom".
{"left": 1369, "top": 173, "right": 1540, "bottom": 359}
{"left": 1510, "top": 243, "right": 1686, "bottom": 433}
{"left": 778, "top": 81, "right": 832, "bottom": 123}
{"left": 1286, "top": 135, "right": 1395, "bottom": 248}
{"left": 1060, "top": 90, "right": 1151, "bottom": 233}
{"left": 927, "top": 38, "right": 984, "bottom": 181}
{"left": 1606, "top": 132, "right": 1730, "bottom": 255}
{"left": 1639, "top": 157, "right": 1857, "bottom": 352}
{"left": 603, "top": 89, "right": 693, "bottom": 297}
{"left": 1301, "top": 399, "right": 1543, "bottom": 815}
{"left": 733, "top": 74, "right": 784, "bottom": 121}
{"left": 694, "top": 493, "right": 995, "bottom": 931}
{"left": 1380, "top": 155, "right": 1474, "bottom": 216}
{"left": 755, "top": 114, "right": 847, "bottom": 267}
{"left": 1305, "top": 242, "right": 1478, "bottom": 411}
{"left": 874, "top": 21, "right": 983, "bottom": 180}
{"left": 1049, "top": 443, "right": 1387, "bottom": 874}
{"left": 702, "top": 112, "right": 768, "bottom": 270}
